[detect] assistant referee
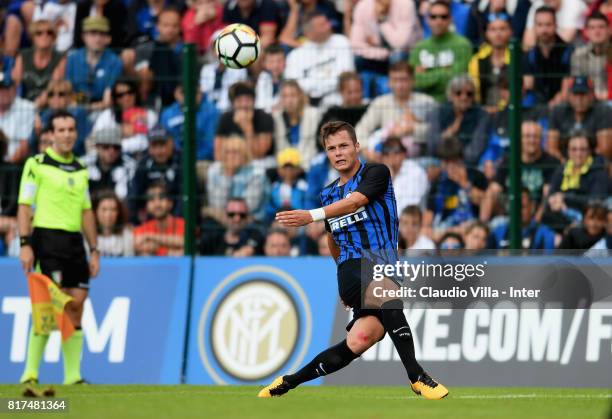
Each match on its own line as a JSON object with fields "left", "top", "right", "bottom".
{"left": 18, "top": 110, "right": 99, "bottom": 385}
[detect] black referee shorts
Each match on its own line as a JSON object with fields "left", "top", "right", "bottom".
{"left": 32, "top": 228, "right": 90, "bottom": 289}
{"left": 337, "top": 258, "right": 384, "bottom": 332}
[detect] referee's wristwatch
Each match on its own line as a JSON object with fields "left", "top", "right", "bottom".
{"left": 19, "top": 236, "right": 32, "bottom": 248}
{"left": 90, "top": 247, "right": 99, "bottom": 255}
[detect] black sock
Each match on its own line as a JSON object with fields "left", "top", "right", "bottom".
{"left": 284, "top": 339, "right": 359, "bottom": 388}
{"left": 380, "top": 299, "right": 424, "bottom": 383}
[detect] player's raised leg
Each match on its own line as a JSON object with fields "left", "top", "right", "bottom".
{"left": 364, "top": 278, "right": 449, "bottom": 400}
{"left": 257, "top": 316, "right": 384, "bottom": 397}
{"left": 382, "top": 299, "right": 448, "bottom": 399}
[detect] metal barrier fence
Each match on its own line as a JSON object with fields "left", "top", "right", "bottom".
{"left": 0, "top": 42, "right": 610, "bottom": 257}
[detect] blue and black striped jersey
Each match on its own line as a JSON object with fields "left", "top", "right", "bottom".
{"left": 321, "top": 162, "right": 399, "bottom": 265}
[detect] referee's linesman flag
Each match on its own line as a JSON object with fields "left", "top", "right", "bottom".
{"left": 27, "top": 273, "right": 75, "bottom": 342}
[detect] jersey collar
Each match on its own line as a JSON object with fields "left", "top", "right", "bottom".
{"left": 337, "top": 161, "right": 365, "bottom": 187}
{"left": 46, "top": 147, "right": 74, "bottom": 164}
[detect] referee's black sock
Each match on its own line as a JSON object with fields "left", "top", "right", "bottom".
{"left": 380, "top": 299, "right": 424, "bottom": 383}
{"left": 284, "top": 339, "right": 359, "bottom": 388}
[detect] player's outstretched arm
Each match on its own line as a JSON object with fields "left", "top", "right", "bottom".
{"left": 322, "top": 192, "right": 369, "bottom": 219}
{"left": 276, "top": 192, "right": 369, "bottom": 228}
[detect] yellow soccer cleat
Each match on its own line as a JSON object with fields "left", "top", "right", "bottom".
{"left": 410, "top": 373, "right": 449, "bottom": 400}
{"left": 257, "top": 376, "right": 291, "bottom": 398}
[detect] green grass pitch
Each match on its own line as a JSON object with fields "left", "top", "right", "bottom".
{"left": 0, "top": 385, "right": 610, "bottom": 419}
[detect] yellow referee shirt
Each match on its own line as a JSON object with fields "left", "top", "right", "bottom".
{"left": 18, "top": 148, "right": 91, "bottom": 233}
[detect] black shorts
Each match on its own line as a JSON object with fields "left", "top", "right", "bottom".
{"left": 337, "top": 258, "right": 383, "bottom": 332}
{"left": 32, "top": 228, "right": 90, "bottom": 289}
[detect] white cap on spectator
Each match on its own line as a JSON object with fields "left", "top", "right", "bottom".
{"left": 91, "top": 127, "right": 122, "bottom": 146}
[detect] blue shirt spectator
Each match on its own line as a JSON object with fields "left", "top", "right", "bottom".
{"left": 265, "top": 148, "right": 308, "bottom": 222}
{"left": 160, "top": 88, "right": 220, "bottom": 161}
{"left": 136, "top": 5, "right": 160, "bottom": 40}
{"left": 491, "top": 221, "right": 556, "bottom": 250}
{"left": 65, "top": 17, "right": 123, "bottom": 104}
{"left": 428, "top": 168, "right": 488, "bottom": 228}
{"left": 426, "top": 139, "right": 488, "bottom": 230}
{"left": 126, "top": 0, "right": 178, "bottom": 43}
{"left": 65, "top": 49, "right": 122, "bottom": 103}
{"left": 266, "top": 179, "right": 308, "bottom": 221}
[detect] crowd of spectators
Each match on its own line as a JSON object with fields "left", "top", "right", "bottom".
{"left": 0, "top": 0, "right": 611, "bottom": 258}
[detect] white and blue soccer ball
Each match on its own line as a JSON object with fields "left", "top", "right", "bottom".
{"left": 214, "top": 24, "right": 261, "bottom": 69}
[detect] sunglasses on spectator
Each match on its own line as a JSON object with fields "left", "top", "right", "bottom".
{"left": 146, "top": 192, "right": 169, "bottom": 201}
{"left": 35, "top": 30, "right": 55, "bottom": 37}
{"left": 48, "top": 91, "right": 68, "bottom": 98}
{"left": 568, "top": 146, "right": 589, "bottom": 152}
{"left": 227, "top": 212, "right": 247, "bottom": 219}
{"left": 98, "top": 144, "right": 121, "bottom": 151}
{"left": 429, "top": 14, "right": 450, "bottom": 20}
{"left": 454, "top": 90, "right": 474, "bottom": 98}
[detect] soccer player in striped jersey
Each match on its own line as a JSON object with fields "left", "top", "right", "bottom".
{"left": 258, "top": 121, "right": 448, "bottom": 399}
